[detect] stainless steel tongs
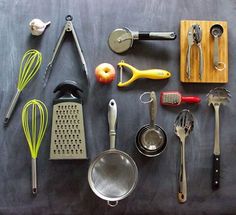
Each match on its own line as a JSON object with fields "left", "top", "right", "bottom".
{"left": 186, "top": 24, "right": 203, "bottom": 80}
{"left": 44, "top": 15, "right": 88, "bottom": 86}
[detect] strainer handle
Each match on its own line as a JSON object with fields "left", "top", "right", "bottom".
{"left": 107, "top": 201, "right": 118, "bottom": 207}
{"left": 108, "top": 99, "right": 117, "bottom": 149}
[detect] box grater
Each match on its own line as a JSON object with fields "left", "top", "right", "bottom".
{"left": 50, "top": 80, "right": 87, "bottom": 159}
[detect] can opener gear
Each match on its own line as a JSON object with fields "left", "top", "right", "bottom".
{"left": 117, "top": 60, "right": 171, "bottom": 87}
{"left": 186, "top": 24, "right": 203, "bottom": 80}
{"left": 44, "top": 15, "right": 89, "bottom": 87}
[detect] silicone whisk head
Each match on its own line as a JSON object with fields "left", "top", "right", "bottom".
{"left": 21, "top": 99, "right": 48, "bottom": 158}
{"left": 17, "top": 49, "right": 42, "bottom": 91}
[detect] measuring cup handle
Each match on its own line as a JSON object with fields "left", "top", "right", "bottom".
{"left": 108, "top": 99, "right": 117, "bottom": 149}
{"left": 149, "top": 92, "right": 157, "bottom": 128}
{"left": 138, "top": 31, "right": 176, "bottom": 40}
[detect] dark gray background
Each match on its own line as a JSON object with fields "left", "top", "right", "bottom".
{"left": 0, "top": 0, "right": 236, "bottom": 214}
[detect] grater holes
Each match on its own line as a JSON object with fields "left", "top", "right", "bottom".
{"left": 52, "top": 103, "right": 86, "bottom": 158}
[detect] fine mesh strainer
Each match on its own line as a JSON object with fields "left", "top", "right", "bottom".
{"left": 88, "top": 99, "right": 138, "bottom": 207}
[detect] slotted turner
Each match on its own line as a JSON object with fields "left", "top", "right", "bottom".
{"left": 207, "top": 87, "right": 231, "bottom": 189}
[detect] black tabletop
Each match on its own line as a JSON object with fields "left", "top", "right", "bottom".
{"left": 0, "top": 0, "right": 236, "bottom": 214}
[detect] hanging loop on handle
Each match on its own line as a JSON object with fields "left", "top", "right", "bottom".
{"left": 139, "top": 92, "right": 153, "bottom": 104}
{"left": 65, "top": 15, "right": 73, "bottom": 21}
{"left": 215, "top": 62, "right": 226, "bottom": 71}
{"left": 107, "top": 200, "right": 119, "bottom": 207}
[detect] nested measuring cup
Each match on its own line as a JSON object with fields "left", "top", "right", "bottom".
{"left": 136, "top": 91, "right": 167, "bottom": 157}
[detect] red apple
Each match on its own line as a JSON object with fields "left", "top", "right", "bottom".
{"left": 95, "top": 63, "right": 116, "bottom": 84}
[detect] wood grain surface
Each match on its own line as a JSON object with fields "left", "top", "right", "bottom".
{"left": 0, "top": 0, "right": 236, "bottom": 214}
{"left": 180, "top": 20, "right": 228, "bottom": 83}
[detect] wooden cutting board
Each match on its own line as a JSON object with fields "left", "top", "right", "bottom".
{"left": 180, "top": 20, "right": 228, "bottom": 83}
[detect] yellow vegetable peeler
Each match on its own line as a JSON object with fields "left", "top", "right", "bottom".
{"left": 117, "top": 60, "right": 171, "bottom": 87}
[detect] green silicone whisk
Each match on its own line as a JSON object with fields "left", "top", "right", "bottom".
{"left": 22, "top": 99, "right": 48, "bottom": 195}
{"left": 4, "top": 49, "right": 42, "bottom": 125}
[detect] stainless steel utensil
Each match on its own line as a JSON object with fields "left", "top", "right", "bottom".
{"left": 108, "top": 27, "right": 176, "bottom": 53}
{"left": 186, "top": 24, "right": 203, "bottom": 80}
{"left": 44, "top": 15, "right": 88, "bottom": 87}
{"left": 210, "top": 24, "right": 224, "bottom": 69}
{"left": 207, "top": 87, "right": 231, "bottom": 189}
{"left": 88, "top": 99, "right": 138, "bottom": 207}
{"left": 50, "top": 80, "right": 87, "bottom": 159}
{"left": 174, "top": 109, "right": 194, "bottom": 203}
{"left": 136, "top": 92, "right": 167, "bottom": 157}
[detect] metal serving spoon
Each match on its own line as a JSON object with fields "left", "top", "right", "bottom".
{"left": 207, "top": 87, "right": 231, "bottom": 189}
{"left": 174, "top": 109, "right": 194, "bottom": 203}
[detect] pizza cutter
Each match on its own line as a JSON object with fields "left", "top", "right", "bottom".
{"left": 108, "top": 27, "right": 177, "bottom": 53}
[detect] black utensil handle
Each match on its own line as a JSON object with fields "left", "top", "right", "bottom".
{"left": 138, "top": 31, "right": 176, "bottom": 40}
{"left": 212, "top": 154, "right": 220, "bottom": 189}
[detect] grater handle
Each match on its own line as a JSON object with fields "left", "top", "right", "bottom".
{"left": 54, "top": 80, "right": 83, "bottom": 98}
{"left": 108, "top": 99, "right": 117, "bottom": 149}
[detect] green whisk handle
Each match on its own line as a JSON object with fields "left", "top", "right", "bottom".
{"left": 4, "top": 89, "right": 21, "bottom": 125}
{"left": 32, "top": 158, "right": 37, "bottom": 195}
